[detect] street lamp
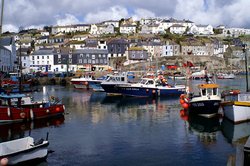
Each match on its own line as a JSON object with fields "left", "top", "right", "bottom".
{"left": 242, "top": 44, "right": 248, "bottom": 92}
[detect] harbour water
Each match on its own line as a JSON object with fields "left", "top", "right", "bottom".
{"left": 1, "top": 76, "right": 250, "bottom": 165}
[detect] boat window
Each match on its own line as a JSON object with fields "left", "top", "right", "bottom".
{"left": 213, "top": 88, "right": 217, "bottom": 95}
{"left": 121, "top": 77, "right": 125, "bottom": 82}
{"left": 147, "top": 80, "right": 154, "bottom": 85}
{"left": 207, "top": 88, "right": 213, "bottom": 96}
{"left": 201, "top": 89, "right": 206, "bottom": 96}
{"left": 140, "top": 79, "right": 147, "bottom": 84}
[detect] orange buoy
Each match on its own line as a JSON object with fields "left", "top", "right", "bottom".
{"left": 182, "top": 103, "right": 189, "bottom": 109}
{"left": 180, "top": 99, "right": 185, "bottom": 104}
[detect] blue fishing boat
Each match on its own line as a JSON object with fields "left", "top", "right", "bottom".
{"left": 117, "top": 78, "right": 185, "bottom": 97}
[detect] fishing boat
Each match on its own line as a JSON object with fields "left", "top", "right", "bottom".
{"left": 181, "top": 83, "right": 221, "bottom": 118}
{"left": 117, "top": 77, "right": 185, "bottom": 97}
{"left": 217, "top": 73, "right": 236, "bottom": 79}
{"left": 70, "top": 75, "right": 93, "bottom": 89}
{"left": 86, "top": 75, "right": 109, "bottom": 92}
{"left": 0, "top": 135, "right": 49, "bottom": 165}
{"left": 221, "top": 90, "right": 250, "bottom": 123}
{"left": 190, "top": 70, "right": 212, "bottom": 80}
{"left": 0, "top": 93, "right": 65, "bottom": 123}
{"left": 100, "top": 72, "right": 135, "bottom": 95}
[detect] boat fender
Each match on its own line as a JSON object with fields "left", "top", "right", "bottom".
{"left": 7, "top": 107, "right": 11, "bottom": 117}
{"left": 146, "top": 89, "right": 149, "bottom": 93}
{"left": 152, "top": 90, "right": 156, "bottom": 94}
{"left": 20, "top": 112, "right": 26, "bottom": 119}
{"left": 30, "top": 109, "right": 34, "bottom": 120}
{"left": 46, "top": 109, "right": 50, "bottom": 113}
{"left": 180, "top": 94, "right": 185, "bottom": 99}
{"left": 0, "top": 158, "right": 8, "bottom": 166}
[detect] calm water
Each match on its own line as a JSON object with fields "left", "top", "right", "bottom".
{"left": 1, "top": 76, "right": 250, "bottom": 166}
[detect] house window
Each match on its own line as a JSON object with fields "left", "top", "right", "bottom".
{"left": 103, "top": 54, "right": 105, "bottom": 57}
{"left": 47, "top": 56, "right": 49, "bottom": 59}
{"left": 42, "top": 56, "right": 44, "bottom": 59}
{"left": 132, "top": 54, "right": 135, "bottom": 58}
{"left": 104, "top": 46, "right": 106, "bottom": 49}
{"left": 96, "top": 59, "right": 99, "bottom": 64}
{"left": 84, "top": 59, "right": 87, "bottom": 63}
{"left": 92, "top": 55, "right": 95, "bottom": 59}
{"left": 47, "top": 61, "right": 49, "bottom": 64}
{"left": 58, "top": 54, "right": 61, "bottom": 58}
{"left": 57, "top": 49, "right": 60, "bottom": 53}
{"left": 32, "top": 56, "right": 34, "bottom": 60}
{"left": 61, "top": 65, "right": 63, "bottom": 69}
{"left": 69, "top": 59, "right": 72, "bottom": 63}
{"left": 86, "top": 54, "right": 89, "bottom": 58}
{"left": 69, "top": 54, "right": 72, "bottom": 58}
{"left": 24, "top": 57, "right": 26, "bottom": 60}
{"left": 99, "top": 54, "right": 101, "bottom": 58}
{"left": 23, "top": 63, "right": 26, "bottom": 67}
{"left": 79, "top": 59, "right": 82, "bottom": 63}
{"left": 37, "top": 61, "right": 39, "bottom": 64}
{"left": 88, "top": 59, "right": 91, "bottom": 63}
{"left": 141, "top": 54, "right": 144, "bottom": 58}
{"left": 80, "top": 54, "right": 83, "bottom": 58}
{"left": 37, "top": 56, "right": 39, "bottom": 59}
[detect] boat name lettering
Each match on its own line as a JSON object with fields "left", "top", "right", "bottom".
{"left": 124, "top": 88, "right": 140, "bottom": 91}
{"left": 192, "top": 103, "right": 204, "bottom": 107}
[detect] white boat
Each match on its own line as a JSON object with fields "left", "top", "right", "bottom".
{"left": 221, "top": 91, "right": 250, "bottom": 123}
{"left": 190, "top": 70, "right": 212, "bottom": 80}
{"left": 217, "top": 73, "right": 236, "bottom": 79}
{"left": 70, "top": 75, "right": 93, "bottom": 89}
{"left": 0, "top": 136, "right": 49, "bottom": 165}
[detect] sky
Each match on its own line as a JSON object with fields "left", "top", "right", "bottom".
{"left": 1, "top": 0, "right": 250, "bottom": 32}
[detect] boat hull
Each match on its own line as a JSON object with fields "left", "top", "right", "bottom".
{"left": 71, "top": 81, "right": 89, "bottom": 89}
{"left": 222, "top": 102, "right": 250, "bottom": 123}
{"left": 101, "top": 84, "right": 126, "bottom": 95}
{"left": 88, "top": 80, "right": 104, "bottom": 92}
{"left": 0, "top": 104, "right": 65, "bottom": 124}
{"left": 118, "top": 86, "right": 158, "bottom": 97}
{"left": 189, "top": 100, "right": 221, "bottom": 118}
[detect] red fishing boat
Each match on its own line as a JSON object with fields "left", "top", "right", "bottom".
{"left": 0, "top": 93, "right": 65, "bottom": 123}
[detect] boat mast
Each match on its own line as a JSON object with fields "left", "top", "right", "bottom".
{"left": 0, "top": 0, "right": 4, "bottom": 34}
{"left": 243, "top": 44, "right": 249, "bottom": 92}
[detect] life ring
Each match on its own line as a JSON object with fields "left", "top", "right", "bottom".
{"left": 230, "top": 89, "right": 240, "bottom": 95}
{"left": 20, "top": 112, "right": 26, "bottom": 119}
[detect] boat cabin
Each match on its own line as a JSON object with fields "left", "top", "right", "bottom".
{"left": 197, "top": 84, "right": 219, "bottom": 97}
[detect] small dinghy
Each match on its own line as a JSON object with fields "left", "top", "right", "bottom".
{"left": 0, "top": 135, "right": 49, "bottom": 165}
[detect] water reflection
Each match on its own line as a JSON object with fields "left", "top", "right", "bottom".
{"left": 0, "top": 116, "right": 64, "bottom": 142}
{"left": 181, "top": 110, "right": 221, "bottom": 144}
{"left": 221, "top": 118, "right": 250, "bottom": 143}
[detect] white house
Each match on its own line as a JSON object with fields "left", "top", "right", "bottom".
{"left": 223, "top": 28, "right": 250, "bottom": 37}
{"left": 29, "top": 48, "right": 55, "bottom": 72}
{"left": 90, "top": 24, "right": 115, "bottom": 35}
{"left": 40, "top": 31, "right": 50, "bottom": 36}
{"left": 102, "top": 20, "right": 119, "bottom": 28}
{"left": 120, "top": 24, "right": 137, "bottom": 34}
{"left": 51, "top": 24, "right": 90, "bottom": 34}
{"left": 170, "top": 24, "right": 186, "bottom": 34}
{"left": 162, "top": 41, "right": 180, "bottom": 57}
{"left": 189, "top": 24, "right": 214, "bottom": 35}
{"left": 71, "top": 34, "right": 89, "bottom": 41}
{"left": 140, "top": 24, "right": 165, "bottom": 34}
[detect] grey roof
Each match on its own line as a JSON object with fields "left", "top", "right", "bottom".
{"left": 32, "top": 48, "right": 54, "bottom": 55}
{"left": 38, "top": 36, "right": 49, "bottom": 40}
{"left": 107, "top": 38, "right": 128, "bottom": 44}
{"left": 74, "top": 49, "right": 108, "bottom": 54}
{"left": 0, "top": 37, "right": 13, "bottom": 46}
{"left": 0, "top": 45, "right": 10, "bottom": 52}
{"left": 196, "top": 24, "right": 209, "bottom": 28}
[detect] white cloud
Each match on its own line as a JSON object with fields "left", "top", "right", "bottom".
{"left": 55, "top": 14, "right": 81, "bottom": 26}
{"left": 2, "top": 0, "right": 250, "bottom": 32}
{"left": 3, "top": 24, "right": 18, "bottom": 33}
{"left": 84, "top": 6, "right": 129, "bottom": 23}
{"left": 132, "top": 8, "right": 156, "bottom": 21}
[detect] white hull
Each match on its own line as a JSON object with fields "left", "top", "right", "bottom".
{"left": 223, "top": 104, "right": 250, "bottom": 123}
{"left": 8, "top": 147, "right": 48, "bottom": 165}
{"left": 73, "top": 84, "right": 88, "bottom": 89}
{"left": 222, "top": 118, "right": 250, "bottom": 143}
